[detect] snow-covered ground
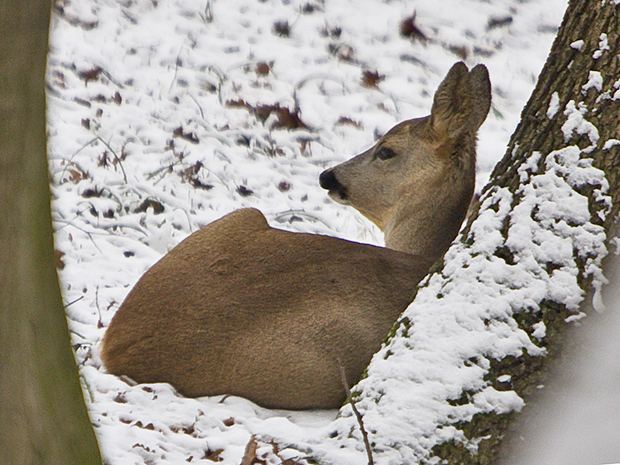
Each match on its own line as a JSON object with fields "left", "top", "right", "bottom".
{"left": 45, "top": 0, "right": 581, "bottom": 463}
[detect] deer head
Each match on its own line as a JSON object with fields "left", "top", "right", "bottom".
{"left": 320, "top": 62, "right": 491, "bottom": 259}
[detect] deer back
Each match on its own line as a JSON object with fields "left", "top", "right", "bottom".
{"left": 102, "top": 208, "right": 430, "bottom": 409}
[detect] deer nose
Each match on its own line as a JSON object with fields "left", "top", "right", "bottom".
{"left": 319, "top": 169, "right": 341, "bottom": 191}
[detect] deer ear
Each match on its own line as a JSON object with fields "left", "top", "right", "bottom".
{"left": 468, "top": 64, "right": 492, "bottom": 132}
{"left": 430, "top": 62, "right": 491, "bottom": 138}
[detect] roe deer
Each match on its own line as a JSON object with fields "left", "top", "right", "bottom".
{"left": 101, "top": 62, "right": 491, "bottom": 410}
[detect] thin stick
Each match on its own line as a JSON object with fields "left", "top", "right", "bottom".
{"left": 95, "top": 136, "right": 128, "bottom": 183}
{"left": 338, "top": 363, "right": 374, "bottom": 465}
{"left": 64, "top": 295, "right": 85, "bottom": 308}
{"left": 188, "top": 93, "right": 205, "bottom": 120}
{"left": 53, "top": 218, "right": 103, "bottom": 253}
{"left": 95, "top": 286, "right": 103, "bottom": 328}
{"left": 169, "top": 46, "right": 183, "bottom": 92}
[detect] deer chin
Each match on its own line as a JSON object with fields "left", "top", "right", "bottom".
{"left": 328, "top": 189, "right": 351, "bottom": 205}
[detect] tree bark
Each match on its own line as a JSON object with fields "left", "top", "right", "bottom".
{"left": 0, "top": 1, "right": 102, "bottom": 463}
{"left": 432, "top": 0, "right": 620, "bottom": 462}
{"left": 490, "top": 0, "right": 620, "bottom": 226}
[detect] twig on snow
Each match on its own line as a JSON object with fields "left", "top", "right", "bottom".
{"left": 169, "top": 46, "right": 184, "bottom": 93}
{"left": 95, "top": 286, "right": 104, "bottom": 329}
{"left": 64, "top": 295, "right": 85, "bottom": 308}
{"left": 272, "top": 210, "right": 332, "bottom": 229}
{"left": 200, "top": 0, "right": 214, "bottom": 23}
{"left": 338, "top": 362, "right": 374, "bottom": 465}
{"left": 95, "top": 136, "right": 128, "bottom": 183}
{"left": 188, "top": 93, "right": 205, "bottom": 120}
{"left": 54, "top": 218, "right": 103, "bottom": 253}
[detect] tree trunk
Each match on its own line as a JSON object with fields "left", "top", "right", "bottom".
{"left": 490, "top": 0, "right": 620, "bottom": 228}
{"left": 321, "top": 0, "right": 620, "bottom": 463}
{"left": 427, "top": 0, "right": 620, "bottom": 462}
{"left": 0, "top": 1, "right": 102, "bottom": 464}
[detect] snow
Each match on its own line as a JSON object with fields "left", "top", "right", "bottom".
{"left": 561, "top": 100, "right": 599, "bottom": 146}
{"left": 531, "top": 321, "right": 546, "bottom": 339}
{"left": 604, "top": 139, "right": 620, "bottom": 150}
{"left": 44, "top": 0, "right": 616, "bottom": 463}
{"left": 593, "top": 33, "right": 610, "bottom": 59}
{"left": 583, "top": 71, "right": 604, "bottom": 94}
{"left": 547, "top": 91, "right": 560, "bottom": 119}
{"left": 570, "top": 39, "right": 585, "bottom": 51}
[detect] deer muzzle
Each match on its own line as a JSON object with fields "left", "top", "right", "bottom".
{"left": 319, "top": 169, "right": 349, "bottom": 204}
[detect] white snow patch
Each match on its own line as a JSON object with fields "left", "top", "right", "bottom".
{"left": 582, "top": 71, "right": 604, "bottom": 93}
{"left": 561, "top": 100, "right": 599, "bottom": 145}
{"left": 518, "top": 150, "right": 541, "bottom": 183}
{"left": 547, "top": 91, "right": 560, "bottom": 119}
{"left": 531, "top": 321, "right": 547, "bottom": 339}
{"left": 497, "top": 374, "right": 512, "bottom": 383}
{"left": 570, "top": 39, "right": 584, "bottom": 51}
{"left": 592, "top": 33, "right": 610, "bottom": 59}
{"left": 473, "top": 387, "right": 524, "bottom": 414}
{"left": 613, "top": 80, "right": 620, "bottom": 101}
{"left": 565, "top": 312, "right": 587, "bottom": 323}
{"left": 604, "top": 139, "right": 620, "bottom": 150}
{"left": 508, "top": 252, "right": 620, "bottom": 465}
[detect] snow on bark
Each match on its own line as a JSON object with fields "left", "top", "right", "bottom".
{"left": 321, "top": 124, "right": 610, "bottom": 464}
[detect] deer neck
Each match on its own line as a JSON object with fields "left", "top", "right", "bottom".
{"left": 383, "top": 167, "right": 475, "bottom": 264}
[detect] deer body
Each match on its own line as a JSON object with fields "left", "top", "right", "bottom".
{"left": 101, "top": 62, "right": 491, "bottom": 410}
{"left": 102, "top": 208, "right": 428, "bottom": 409}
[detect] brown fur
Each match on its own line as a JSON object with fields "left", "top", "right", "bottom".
{"left": 101, "top": 62, "right": 491, "bottom": 410}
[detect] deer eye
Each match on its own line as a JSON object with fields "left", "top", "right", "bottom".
{"left": 376, "top": 146, "right": 397, "bottom": 160}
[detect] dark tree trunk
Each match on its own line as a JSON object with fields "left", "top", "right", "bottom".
{"left": 491, "top": 0, "right": 620, "bottom": 226}
{"left": 433, "top": 0, "right": 620, "bottom": 462}
{"left": 0, "top": 1, "right": 102, "bottom": 463}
